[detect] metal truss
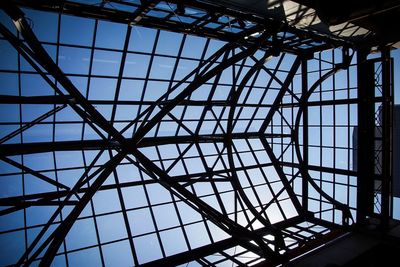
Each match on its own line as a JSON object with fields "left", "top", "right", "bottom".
{"left": 0, "top": 0, "right": 394, "bottom": 266}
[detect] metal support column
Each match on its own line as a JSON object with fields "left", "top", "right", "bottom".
{"left": 380, "top": 46, "right": 393, "bottom": 228}
{"left": 356, "top": 49, "right": 375, "bottom": 224}
{"left": 301, "top": 57, "right": 309, "bottom": 211}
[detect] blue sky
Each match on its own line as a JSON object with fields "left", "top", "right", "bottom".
{"left": 0, "top": 4, "right": 399, "bottom": 267}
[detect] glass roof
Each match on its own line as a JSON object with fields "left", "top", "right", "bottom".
{"left": 0, "top": 1, "right": 396, "bottom": 266}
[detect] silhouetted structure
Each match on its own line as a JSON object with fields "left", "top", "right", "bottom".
{"left": 0, "top": 1, "right": 399, "bottom": 266}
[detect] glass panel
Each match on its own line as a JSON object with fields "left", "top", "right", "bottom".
{"left": 97, "top": 213, "right": 128, "bottom": 243}
{"left": 102, "top": 240, "right": 134, "bottom": 266}
{"left": 128, "top": 26, "right": 157, "bottom": 53}
{"left": 149, "top": 56, "right": 176, "bottom": 79}
{"left": 0, "top": 231, "right": 25, "bottom": 266}
{"left": 156, "top": 31, "right": 183, "bottom": 56}
{"left": 0, "top": 40, "right": 18, "bottom": 70}
{"left": 88, "top": 78, "right": 117, "bottom": 100}
{"left": 96, "top": 20, "right": 127, "bottom": 49}
{"left": 66, "top": 218, "right": 98, "bottom": 250}
{"left": 92, "top": 50, "right": 122, "bottom": 76}
{"left": 123, "top": 54, "right": 150, "bottom": 78}
{"left": 128, "top": 208, "right": 155, "bottom": 236}
{"left": 59, "top": 46, "right": 91, "bottom": 74}
{"left": 144, "top": 81, "right": 168, "bottom": 101}
{"left": 160, "top": 228, "right": 188, "bottom": 256}
{"left": 93, "top": 189, "right": 121, "bottom": 214}
{"left": 153, "top": 203, "right": 180, "bottom": 230}
{"left": 134, "top": 233, "right": 163, "bottom": 264}
{"left": 60, "top": 15, "right": 95, "bottom": 46}
{"left": 68, "top": 247, "right": 102, "bottom": 267}
{"left": 24, "top": 9, "right": 58, "bottom": 42}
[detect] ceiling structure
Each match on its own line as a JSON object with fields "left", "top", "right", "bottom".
{"left": 0, "top": 0, "right": 398, "bottom": 266}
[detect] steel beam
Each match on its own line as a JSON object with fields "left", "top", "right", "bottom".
{"left": 0, "top": 3, "right": 126, "bottom": 144}
{"left": 0, "top": 156, "right": 70, "bottom": 190}
{"left": 379, "top": 47, "right": 393, "bottom": 228}
{"left": 258, "top": 57, "right": 302, "bottom": 133}
{"left": 132, "top": 31, "right": 271, "bottom": 146}
{"left": 131, "top": 146, "right": 278, "bottom": 259}
{"left": 0, "top": 95, "right": 374, "bottom": 112}
{"left": 225, "top": 48, "right": 287, "bottom": 251}
{"left": 292, "top": 50, "right": 354, "bottom": 224}
{"left": 0, "top": 160, "right": 276, "bottom": 215}
{"left": 0, "top": 95, "right": 70, "bottom": 104}
{"left": 0, "top": 104, "right": 66, "bottom": 144}
{"left": 356, "top": 50, "right": 376, "bottom": 224}
{"left": 0, "top": 1, "right": 364, "bottom": 266}
{"left": 259, "top": 137, "right": 303, "bottom": 213}
{"left": 301, "top": 58, "right": 309, "bottom": 210}
{"left": 38, "top": 151, "right": 127, "bottom": 266}
{"left": 280, "top": 161, "right": 358, "bottom": 177}
{"left": 0, "top": 132, "right": 291, "bottom": 156}
{"left": 11, "top": 0, "right": 352, "bottom": 53}
{"left": 140, "top": 236, "right": 243, "bottom": 267}
{"left": 14, "top": 150, "right": 106, "bottom": 265}
{"left": 119, "top": 36, "right": 231, "bottom": 137}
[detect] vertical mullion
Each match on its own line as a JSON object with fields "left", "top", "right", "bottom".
{"left": 79, "top": 19, "right": 106, "bottom": 265}
{"left": 109, "top": 24, "right": 132, "bottom": 132}
{"left": 243, "top": 139, "right": 286, "bottom": 221}
{"left": 161, "top": 34, "right": 186, "bottom": 134}
{"left": 380, "top": 47, "right": 391, "bottom": 227}
{"left": 291, "top": 77, "right": 295, "bottom": 203}
{"left": 175, "top": 144, "right": 215, "bottom": 243}
{"left": 81, "top": 18, "right": 99, "bottom": 141}
{"left": 152, "top": 34, "right": 187, "bottom": 138}
{"left": 332, "top": 50, "right": 336, "bottom": 223}
{"left": 231, "top": 64, "right": 261, "bottom": 132}
{"left": 301, "top": 58, "right": 308, "bottom": 211}
{"left": 17, "top": 29, "right": 28, "bottom": 262}
{"left": 154, "top": 145, "right": 192, "bottom": 251}
{"left": 279, "top": 62, "right": 285, "bottom": 212}
{"left": 107, "top": 149, "right": 139, "bottom": 265}
{"left": 82, "top": 149, "right": 106, "bottom": 267}
{"left": 195, "top": 142, "right": 228, "bottom": 217}
{"left": 214, "top": 57, "right": 247, "bottom": 135}
{"left": 131, "top": 29, "right": 161, "bottom": 137}
{"left": 138, "top": 168, "right": 167, "bottom": 258}
{"left": 346, "top": 59, "right": 351, "bottom": 216}
{"left": 53, "top": 12, "right": 69, "bottom": 266}
{"left": 318, "top": 52, "right": 323, "bottom": 219}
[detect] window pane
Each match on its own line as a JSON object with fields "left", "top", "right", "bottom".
{"left": 128, "top": 208, "right": 155, "bottom": 236}
{"left": 134, "top": 233, "right": 163, "bottom": 264}
{"left": 124, "top": 54, "right": 150, "bottom": 78}
{"left": 59, "top": 46, "right": 91, "bottom": 74}
{"left": 97, "top": 213, "right": 128, "bottom": 243}
{"left": 156, "top": 31, "right": 183, "bottom": 56}
{"left": 102, "top": 240, "right": 134, "bottom": 267}
{"left": 96, "top": 20, "right": 127, "bottom": 49}
{"left": 92, "top": 50, "right": 122, "bottom": 76}
{"left": 128, "top": 26, "right": 156, "bottom": 53}
{"left": 60, "top": 15, "right": 94, "bottom": 46}
{"left": 149, "top": 56, "right": 176, "bottom": 79}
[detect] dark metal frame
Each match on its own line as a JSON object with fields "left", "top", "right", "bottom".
{"left": 0, "top": 0, "right": 394, "bottom": 266}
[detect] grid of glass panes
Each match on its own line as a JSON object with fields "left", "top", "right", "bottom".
{"left": 0, "top": 5, "right": 361, "bottom": 267}
{"left": 284, "top": 49, "right": 359, "bottom": 224}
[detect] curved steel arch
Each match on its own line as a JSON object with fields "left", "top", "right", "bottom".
{"left": 0, "top": 1, "right": 375, "bottom": 266}
{"left": 292, "top": 52, "right": 354, "bottom": 224}
{"left": 224, "top": 50, "right": 289, "bottom": 252}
